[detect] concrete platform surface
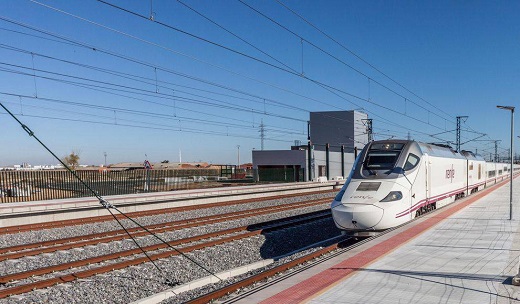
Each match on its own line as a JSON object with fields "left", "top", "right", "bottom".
{"left": 235, "top": 178, "right": 520, "bottom": 304}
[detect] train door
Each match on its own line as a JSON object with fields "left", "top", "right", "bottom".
{"left": 424, "top": 154, "right": 431, "bottom": 213}
{"left": 426, "top": 154, "right": 430, "bottom": 200}
{"left": 412, "top": 154, "right": 429, "bottom": 219}
{"left": 466, "top": 161, "right": 470, "bottom": 196}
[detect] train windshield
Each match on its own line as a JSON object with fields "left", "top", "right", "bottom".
{"left": 364, "top": 143, "right": 405, "bottom": 170}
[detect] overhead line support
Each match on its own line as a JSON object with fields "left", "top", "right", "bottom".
{"left": 456, "top": 116, "right": 468, "bottom": 152}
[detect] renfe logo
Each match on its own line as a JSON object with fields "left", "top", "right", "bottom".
{"left": 446, "top": 169, "right": 455, "bottom": 179}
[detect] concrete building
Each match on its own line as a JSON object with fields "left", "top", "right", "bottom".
{"left": 252, "top": 110, "right": 368, "bottom": 182}
{"left": 310, "top": 110, "right": 368, "bottom": 152}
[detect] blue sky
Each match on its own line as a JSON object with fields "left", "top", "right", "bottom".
{"left": 1, "top": 0, "right": 519, "bottom": 166}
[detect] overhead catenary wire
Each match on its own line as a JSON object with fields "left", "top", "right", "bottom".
{"left": 0, "top": 17, "right": 331, "bottom": 112}
{"left": 0, "top": 27, "right": 307, "bottom": 114}
{"left": 24, "top": 2, "right": 458, "bottom": 133}
{"left": 0, "top": 65, "right": 310, "bottom": 140}
{"left": 0, "top": 20, "right": 357, "bottom": 125}
{"left": 0, "top": 63, "right": 446, "bottom": 145}
{"left": 1, "top": 7, "right": 483, "bottom": 148}
{"left": 0, "top": 100, "right": 298, "bottom": 143}
{"left": 249, "top": 1, "right": 487, "bottom": 146}
{"left": 0, "top": 61, "right": 307, "bottom": 123}
{"left": 3, "top": 5, "right": 362, "bottom": 130}
{"left": 1, "top": 4, "right": 500, "bottom": 150}
{"left": 274, "top": 0, "right": 454, "bottom": 120}
{"left": 96, "top": 0, "right": 445, "bottom": 125}
{"left": 0, "top": 43, "right": 311, "bottom": 127}
{"left": 0, "top": 16, "right": 456, "bottom": 145}
{"left": 98, "top": 0, "right": 478, "bottom": 145}
{"left": 236, "top": 0, "right": 455, "bottom": 124}
{"left": 159, "top": 1, "right": 456, "bottom": 142}
{"left": 175, "top": 0, "right": 297, "bottom": 73}
{"left": 0, "top": 41, "right": 425, "bottom": 142}
{"left": 0, "top": 76, "right": 310, "bottom": 146}
{"left": 0, "top": 92, "right": 305, "bottom": 136}
{"left": 0, "top": 101, "right": 223, "bottom": 285}
{"left": 0, "top": 47, "right": 448, "bottom": 151}
{"left": 89, "top": 0, "right": 455, "bottom": 132}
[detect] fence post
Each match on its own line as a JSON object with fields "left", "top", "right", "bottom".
{"left": 341, "top": 145, "right": 345, "bottom": 178}
{"left": 307, "top": 141, "right": 312, "bottom": 182}
{"left": 326, "top": 143, "right": 330, "bottom": 180}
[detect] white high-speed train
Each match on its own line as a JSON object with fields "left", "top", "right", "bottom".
{"left": 331, "top": 140, "right": 518, "bottom": 235}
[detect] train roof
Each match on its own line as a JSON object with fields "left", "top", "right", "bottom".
{"left": 367, "top": 139, "right": 481, "bottom": 160}
{"left": 415, "top": 142, "right": 465, "bottom": 159}
{"left": 460, "top": 150, "right": 486, "bottom": 161}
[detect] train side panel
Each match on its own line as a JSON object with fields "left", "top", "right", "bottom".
{"left": 499, "top": 164, "right": 511, "bottom": 181}
{"left": 426, "top": 155, "right": 467, "bottom": 210}
{"left": 407, "top": 153, "right": 429, "bottom": 219}
{"left": 486, "top": 162, "right": 510, "bottom": 185}
{"left": 486, "top": 162, "right": 497, "bottom": 185}
{"left": 467, "top": 159, "right": 487, "bottom": 193}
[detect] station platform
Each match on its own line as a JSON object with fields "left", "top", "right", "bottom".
{"left": 235, "top": 178, "right": 520, "bottom": 304}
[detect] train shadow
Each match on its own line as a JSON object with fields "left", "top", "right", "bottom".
{"left": 248, "top": 215, "right": 344, "bottom": 260}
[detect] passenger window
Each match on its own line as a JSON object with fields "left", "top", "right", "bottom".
{"left": 403, "top": 153, "right": 420, "bottom": 171}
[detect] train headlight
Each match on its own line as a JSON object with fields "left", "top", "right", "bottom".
{"left": 380, "top": 191, "right": 402, "bottom": 202}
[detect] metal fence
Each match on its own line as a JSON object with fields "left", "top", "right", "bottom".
{"left": 257, "top": 168, "right": 305, "bottom": 182}
{"left": 0, "top": 166, "right": 252, "bottom": 203}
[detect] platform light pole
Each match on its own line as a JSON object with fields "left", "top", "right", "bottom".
{"left": 497, "top": 105, "right": 514, "bottom": 220}
{"left": 518, "top": 136, "right": 520, "bottom": 162}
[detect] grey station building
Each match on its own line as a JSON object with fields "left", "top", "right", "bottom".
{"left": 252, "top": 110, "right": 369, "bottom": 182}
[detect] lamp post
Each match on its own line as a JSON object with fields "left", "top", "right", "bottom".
{"left": 497, "top": 105, "right": 514, "bottom": 220}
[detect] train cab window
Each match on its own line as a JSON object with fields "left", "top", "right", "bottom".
{"left": 365, "top": 151, "right": 401, "bottom": 170}
{"left": 403, "top": 153, "right": 420, "bottom": 171}
{"left": 364, "top": 143, "right": 404, "bottom": 170}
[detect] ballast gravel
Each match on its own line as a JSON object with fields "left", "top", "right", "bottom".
{"left": 0, "top": 192, "right": 340, "bottom": 304}
{"left": 0, "top": 192, "right": 334, "bottom": 249}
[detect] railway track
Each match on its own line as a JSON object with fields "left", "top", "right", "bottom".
{"left": 186, "top": 233, "right": 380, "bottom": 304}
{"left": 0, "top": 189, "right": 336, "bottom": 235}
{"left": 0, "top": 211, "right": 334, "bottom": 299}
{"left": 0, "top": 198, "right": 330, "bottom": 260}
{"left": 0, "top": 191, "right": 338, "bottom": 301}
{"left": 187, "top": 241, "right": 348, "bottom": 304}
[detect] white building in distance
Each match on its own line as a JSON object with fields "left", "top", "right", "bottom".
{"left": 252, "top": 110, "right": 369, "bottom": 182}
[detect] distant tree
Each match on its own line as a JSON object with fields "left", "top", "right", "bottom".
{"left": 63, "top": 151, "right": 80, "bottom": 169}
{"left": 161, "top": 160, "right": 169, "bottom": 163}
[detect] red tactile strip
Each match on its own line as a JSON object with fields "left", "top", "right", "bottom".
{"left": 260, "top": 178, "right": 513, "bottom": 304}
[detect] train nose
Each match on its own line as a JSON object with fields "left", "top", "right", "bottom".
{"left": 331, "top": 202, "right": 384, "bottom": 230}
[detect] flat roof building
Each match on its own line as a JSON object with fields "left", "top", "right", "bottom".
{"left": 310, "top": 110, "right": 368, "bottom": 152}
{"left": 252, "top": 110, "right": 368, "bottom": 182}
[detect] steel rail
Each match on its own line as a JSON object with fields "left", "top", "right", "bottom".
{"left": 0, "top": 198, "right": 330, "bottom": 259}
{"left": 186, "top": 242, "right": 343, "bottom": 304}
{"left": 0, "top": 190, "right": 336, "bottom": 234}
{"left": 0, "top": 212, "right": 333, "bottom": 298}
